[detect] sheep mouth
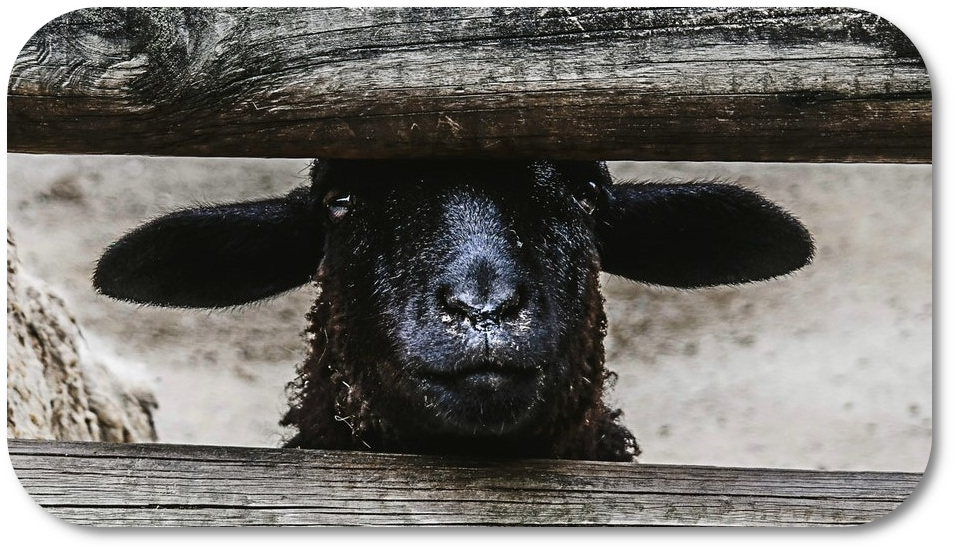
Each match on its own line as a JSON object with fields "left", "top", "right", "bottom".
{"left": 413, "top": 362, "right": 545, "bottom": 436}
{"left": 417, "top": 362, "right": 541, "bottom": 392}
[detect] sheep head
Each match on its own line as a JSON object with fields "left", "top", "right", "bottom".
{"left": 94, "top": 160, "right": 813, "bottom": 458}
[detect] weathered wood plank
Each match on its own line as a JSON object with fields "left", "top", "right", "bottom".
{"left": 8, "top": 438, "right": 921, "bottom": 527}
{"left": 7, "top": 7, "right": 930, "bottom": 162}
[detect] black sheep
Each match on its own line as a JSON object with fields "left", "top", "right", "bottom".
{"left": 93, "top": 160, "right": 813, "bottom": 461}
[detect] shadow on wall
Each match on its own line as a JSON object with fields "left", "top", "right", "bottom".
{"left": 5, "top": 155, "right": 932, "bottom": 471}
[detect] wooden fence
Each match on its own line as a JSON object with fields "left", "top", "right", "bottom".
{"left": 8, "top": 7, "right": 930, "bottom": 162}
{"left": 5, "top": 7, "right": 930, "bottom": 527}
{"left": 8, "top": 438, "right": 922, "bottom": 527}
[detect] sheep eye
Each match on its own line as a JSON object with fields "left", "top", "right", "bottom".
{"left": 573, "top": 181, "right": 599, "bottom": 216}
{"left": 324, "top": 192, "right": 354, "bottom": 222}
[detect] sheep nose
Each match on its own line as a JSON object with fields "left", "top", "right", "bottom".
{"left": 438, "top": 284, "right": 523, "bottom": 328}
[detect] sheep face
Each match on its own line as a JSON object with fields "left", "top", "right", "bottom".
{"left": 93, "top": 159, "right": 814, "bottom": 459}
{"left": 310, "top": 160, "right": 607, "bottom": 438}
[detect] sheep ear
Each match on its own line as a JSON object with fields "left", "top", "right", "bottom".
{"left": 93, "top": 187, "right": 323, "bottom": 308}
{"left": 597, "top": 182, "right": 814, "bottom": 288}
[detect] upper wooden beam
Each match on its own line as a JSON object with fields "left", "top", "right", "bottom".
{"left": 8, "top": 438, "right": 921, "bottom": 527}
{"left": 7, "top": 7, "right": 931, "bottom": 162}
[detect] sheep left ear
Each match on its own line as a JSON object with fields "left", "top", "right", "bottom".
{"left": 596, "top": 182, "right": 814, "bottom": 288}
{"left": 93, "top": 186, "right": 323, "bottom": 308}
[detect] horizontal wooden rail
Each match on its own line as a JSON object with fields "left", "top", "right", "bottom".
{"left": 8, "top": 438, "right": 921, "bottom": 527}
{"left": 7, "top": 7, "right": 930, "bottom": 162}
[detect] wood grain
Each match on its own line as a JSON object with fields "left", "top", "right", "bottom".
{"left": 8, "top": 438, "right": 922, "bottom": 527}
{"left": 7, "top": 7, "right": 930, "bottom": 162}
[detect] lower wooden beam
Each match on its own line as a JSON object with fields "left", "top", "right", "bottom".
{"left": 7, "top": 438, "right": 920, "bottom": 526}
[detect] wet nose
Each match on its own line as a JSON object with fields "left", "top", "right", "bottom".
{"left": 439, "top": 285, "right": 523, "bottom": 328}
{"left": 438, "top": 257, "right": 524, "bottom": 328}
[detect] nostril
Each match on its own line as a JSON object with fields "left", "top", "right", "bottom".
{"left": 437, "top": 285, "right": 464, "bottom": 314}
{"left": 446, "top": 295, "right": 472, "bottom": 317}
{"left": 498, "top": 286, "right": 523, "bottom": 316}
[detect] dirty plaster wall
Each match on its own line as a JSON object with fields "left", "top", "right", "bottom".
{"left": 5, "top": 155, "right": 932, "bottom": 472}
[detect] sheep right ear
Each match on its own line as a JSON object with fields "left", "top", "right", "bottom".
{"left": 597, "top": 182, "right": 814, "bottom": 288}
{"left": 93, "top": 187, "right": 323, "bottom": 308}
